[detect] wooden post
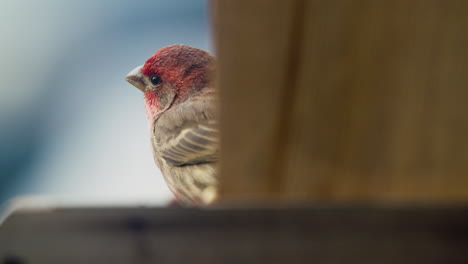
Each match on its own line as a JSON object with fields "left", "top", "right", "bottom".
{"left": 212, "top": 0, "right": 468, "bottom": 202}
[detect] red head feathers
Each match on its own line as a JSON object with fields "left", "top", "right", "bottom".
{"left": 141, "top": 44, "right": 214, "bottom": 99}
{"left": 126, "top": 44, "right": 215, "bottom": 125}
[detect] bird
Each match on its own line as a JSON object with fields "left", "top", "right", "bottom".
{"left": 126, "top": 44, "right": 219, "bottom": 206}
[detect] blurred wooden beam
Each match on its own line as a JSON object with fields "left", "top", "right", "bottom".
{"left": 2, "top": 206, "right": 468, "bottom": 263}
{"left": 213, "top": 0, "right": 468, "bottom": 202}
{"left": 212, "top": 0, "right": 298, "bottom": 199}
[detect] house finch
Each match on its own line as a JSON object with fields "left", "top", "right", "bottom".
{"left": 126, "top": 45, "right": 218, "bottom": 205}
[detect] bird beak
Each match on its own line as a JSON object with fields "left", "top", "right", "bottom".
{"left": 126, "top": 65, "right": 146, "bottom": 92}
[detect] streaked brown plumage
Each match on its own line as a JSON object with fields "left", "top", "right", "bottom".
{"left": 126, "top": 45, "right": 218, "bottom": 205}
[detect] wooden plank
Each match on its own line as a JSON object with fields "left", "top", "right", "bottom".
{"left": 282, "top": 0, "right": 468, "bottom": 201}
{"left": 1, "top": 206, "right": 468, "bottom": 264}
{"left": 212, "top": 0, "right": 297, "bottom": 199}
{"left": 213, "top": 0, "right": 468, "bottom": 201}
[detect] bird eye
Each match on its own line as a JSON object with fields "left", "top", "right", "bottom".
{"left": 150, "top": 75, "right": 162, "bottom": 85}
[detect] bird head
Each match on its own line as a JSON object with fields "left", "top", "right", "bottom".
{"left": 126, "top": 44, "right": 215, "bottom": 121}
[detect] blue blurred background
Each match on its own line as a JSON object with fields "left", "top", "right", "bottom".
{"left": 0, "top": 0, "right": 211, "bottom": 206}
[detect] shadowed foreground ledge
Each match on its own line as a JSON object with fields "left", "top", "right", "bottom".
{"left": 1, "top": 206, "right": 468, "bottom": 264}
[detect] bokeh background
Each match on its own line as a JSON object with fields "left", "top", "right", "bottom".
{"left": 0, "top": 0, "right": 211, "bottom": 206}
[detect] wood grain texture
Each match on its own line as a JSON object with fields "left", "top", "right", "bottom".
{"left": 213, "top": 0, "right": 468, "bottom": 202}
{"left": 212, "top": 0, "right": 297, "bottom": 199}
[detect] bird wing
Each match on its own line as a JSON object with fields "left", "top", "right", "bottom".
{"left": 152, "top": 90, "right": 219, "bottom": 166}
{"left": 158, "top": 121, "right": 219, "bottom": 166}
